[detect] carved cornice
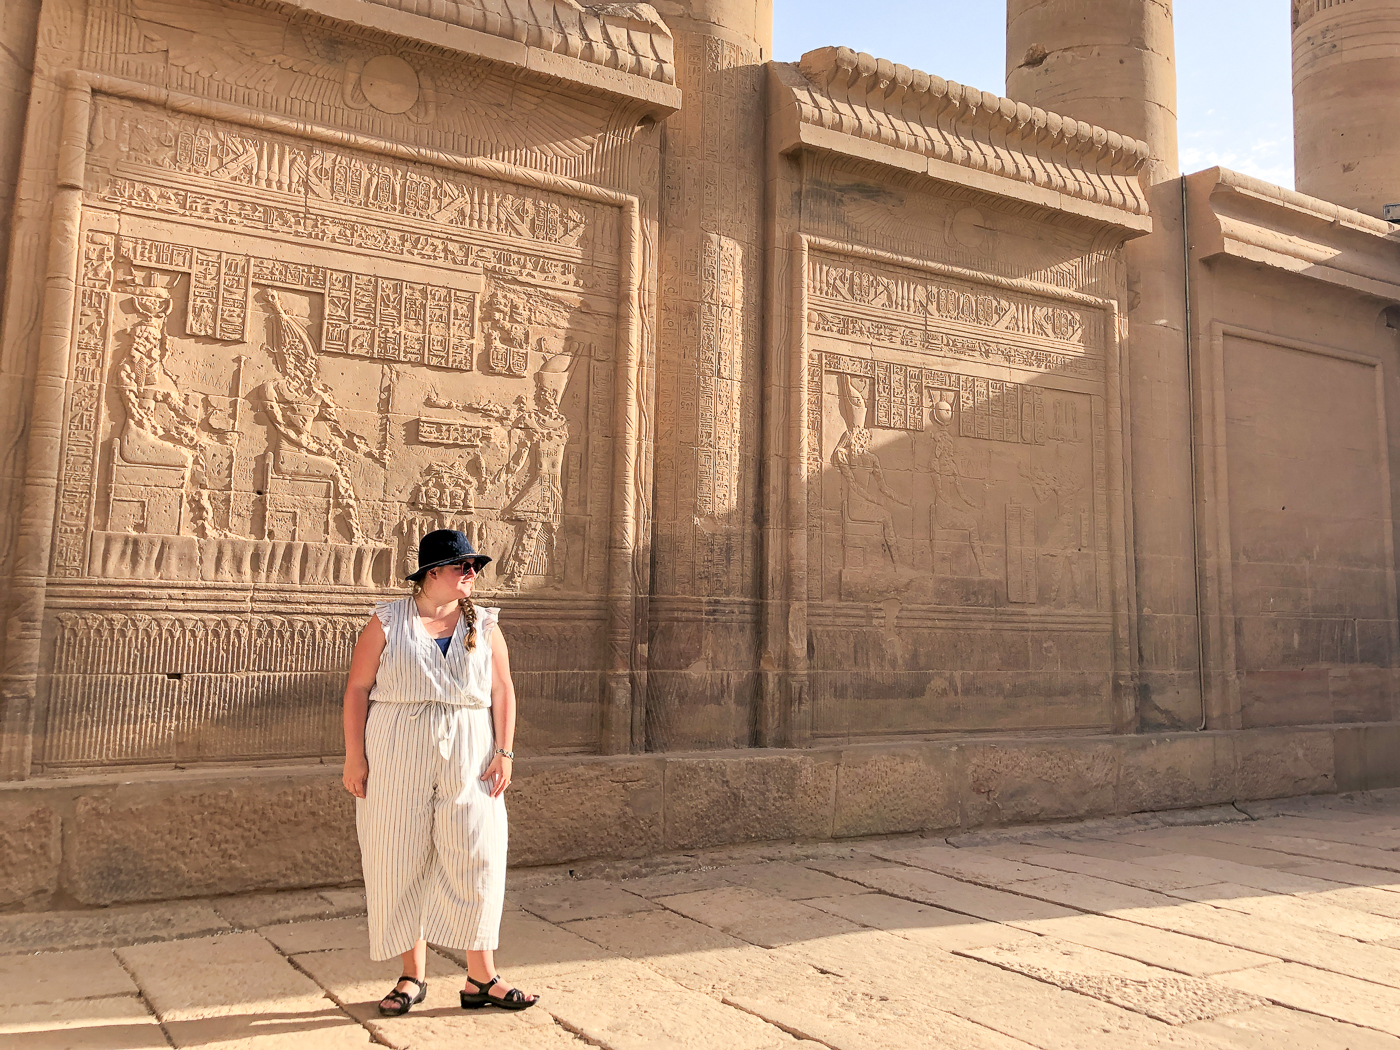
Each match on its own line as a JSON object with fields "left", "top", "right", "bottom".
{"left": 318, "top": 0, "right": 675, "bottom": 83}
{"left": 1293, "top": 0, "right": 1355, "bottom": 30}
{"left": 772, "top": 47, "right": 1151, "bottom": 223}
{"left": 1187, "top": 166, "right": 1400, "bottom": 301}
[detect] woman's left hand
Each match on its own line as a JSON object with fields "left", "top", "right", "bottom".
{"left": 481, "top": 754, "right": 512, "bottom": 798}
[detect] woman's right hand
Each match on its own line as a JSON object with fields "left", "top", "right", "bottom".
{"left": 343, "top": 754, "right": 369, "bottom": 799}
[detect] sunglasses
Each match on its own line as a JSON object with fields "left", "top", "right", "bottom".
{"left": 437, "top": 561, "right": 479, "bottom": 577}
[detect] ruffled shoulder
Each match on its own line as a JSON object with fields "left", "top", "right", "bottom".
{"left": 476, "top": 605, "right": 501, "bottom": 641}
{"left": 372, "top": 597, "right": 404, "bottom": 631}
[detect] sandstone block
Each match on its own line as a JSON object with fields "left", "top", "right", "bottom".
{"left": 1234, "top": 729, "right": 1335, "bottom": 801}
{"left": 0, "top": 801, "right": 60, "bottom": 908}
{"left": 1117, "top": 733, "right": 1235, "bottom": 813}
{"left": 832, "top": 743, "right": 959, "bottom": 837}
{"left": 961, "top": 740, "right": 1121, "bottom": 825}
{"left": 66, "top": 776, "right": 358, "bottom": 905}
{"left": 663, "top": 752, "right": 837, "bottom": 851}
{"left": 509, "top": 758, "right": 664, "bottom": 866}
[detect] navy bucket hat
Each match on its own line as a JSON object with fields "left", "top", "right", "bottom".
{"left": 407, "top": 529, "right": 492, "bottom": 582}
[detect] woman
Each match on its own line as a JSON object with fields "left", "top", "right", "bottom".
{"left": 341, "top": 528, "right": 538, "bottom": 1015}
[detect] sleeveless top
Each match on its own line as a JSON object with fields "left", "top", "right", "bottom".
{"left": 369, "top": 597, "right": 499, "bottom": 708}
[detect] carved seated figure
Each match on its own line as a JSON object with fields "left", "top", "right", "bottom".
{"left": 105, "top": 277, "right": 201, "bottom": 536}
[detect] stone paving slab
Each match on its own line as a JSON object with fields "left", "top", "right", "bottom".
{"left": 1169, "top": 881, "right": 1400, "bottom": 941}
{"left": 0, "top": 949, "right": 136, "bottom": 1006}
{"left": 509, "top": 880, "right": 659, "bottom": 923}
{"left": 960, "top": 937, "right": 1267, "bottom": 1024}
{"left": 12, "top": 792, "right": 1400, "bottom": 1048}
{"left": 258, "top": 917, "right": 370, "bottom": 955}
{"left": 211, "top": 890, "right": 365, "bottom": 931}
{"left": 1186, "top": 1005, "right": 1400, "bottom": 1050}
{"left": 0, "top": 901, "right": 230, "bottom": 954}
{"left": 1215, "top": 961, "right": 1400, "bottom": 1036}
{"left": 0, "top": 996, "right": 167, "bottom": 1049}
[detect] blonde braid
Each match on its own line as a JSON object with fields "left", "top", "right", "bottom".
{"left": 459, "top": 597, "right": 477, "bottom": 651}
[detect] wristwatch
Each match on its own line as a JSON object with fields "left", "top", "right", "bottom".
{"left": 495, "top": 748, "right": 515, "bottom": 759}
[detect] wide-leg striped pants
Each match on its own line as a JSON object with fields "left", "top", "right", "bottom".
{"left": 356, "top": 701, "right": 508, "bottom": 960}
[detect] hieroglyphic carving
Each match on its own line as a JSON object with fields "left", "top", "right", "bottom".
{"left": 53, "top": 233, "right": 117, "bottom": 576}
{"left": 810, "top": 256, "right": 1100, "bottom": 348}
{"left": 807, "top": 253, "right": 1107, "bottom": 609}
{"left": 56, "top": 96, "right": 620, "bottom": 596}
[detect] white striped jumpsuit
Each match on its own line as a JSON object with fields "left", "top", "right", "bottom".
{"left": 356, "top": 597, "right": 508, "bottom": 960}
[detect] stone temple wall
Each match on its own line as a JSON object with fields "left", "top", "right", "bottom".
{"left": 0, "top": 0, "right": 1398, "bottom": 906}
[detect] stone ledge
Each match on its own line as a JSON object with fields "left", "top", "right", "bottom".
{"left": 2, "top": 723, "right": 1397, "bottom": 908}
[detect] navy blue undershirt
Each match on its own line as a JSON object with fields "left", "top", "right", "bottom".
{"left": 434, "top": 636, "right": 451, "bottom": 656}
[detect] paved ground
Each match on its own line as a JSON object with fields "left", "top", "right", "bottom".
{"left": 6, "top": 791, "right": 1400, "bottom": 1049}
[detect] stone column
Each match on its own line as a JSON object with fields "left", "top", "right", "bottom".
{"left": 1008, "top": 0, "right": 1202, "bottom": 729}
{"left": 1293, "top": 0, "right": 1400, "bottom": 217}
{"left": 646, "top": 1, "right": 770, "bottom": 750}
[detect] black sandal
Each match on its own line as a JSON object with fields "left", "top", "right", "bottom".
{"left": 460, "top": 974, "right": 538, "bottom": 1011}
{"left": 378, "top": 975, "right": 427, "bottom": 1016}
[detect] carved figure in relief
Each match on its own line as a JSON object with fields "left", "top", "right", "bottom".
{"left": 252, "top": 289, "right": 382, "bottom": 543}
{"left": 114, "top": 273, "right": 204, "bottom": 472}
{"left": 475, "top": 356, "right": 572, "bottom": 590}
{"left": 927, "top": 428, "right": 992, "bottom": 578}
{"left": 832, "top": 375, "right": 905, "bottom": 566}
{"left": 1024, "top": 455, "right": 1088, "bottom": 608}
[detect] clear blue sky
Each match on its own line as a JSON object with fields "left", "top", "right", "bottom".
{"left": 774, "top": 1, "right": 1294, "bottom": 188}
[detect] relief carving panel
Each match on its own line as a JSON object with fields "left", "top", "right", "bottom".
{"left": 39, "top": 92, "right": 634, "bottom": 768}
{"left": 805, "top": 251, "right": 1111, "bottom": 614}
{"left": 61, "top": 96, "right": 622, "bottom": 597}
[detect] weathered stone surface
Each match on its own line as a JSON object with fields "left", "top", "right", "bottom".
{"left": 804, "top": 892, "right": 1039, "bottom": 952}
{"left": 960, "top": 938, "right": 1266, "bottom": 1024}
{"left": 1187, "top": 1005, "right": 1400, "bottom": 1050}
{"left": 871, "top": 844, "right": 1059, "bottom": 888}
{"left": 117, "top": 932, "right": 330, "bottom": 1020}
{"left": 509, "top": 880, "right": 658, "bottom": 923}
{"left": 962, "top": 742, "right": 1122, "bottom": 825}
{"left": 663, "top": 754, "right": 838, "bottom": 850}
{"left": 0, "top": 901, "right": 230, "bottom": 954}
{"left": 293, "top": 945, "right": 578, "bottom": 1050}
{"left": 1117, "top": 736, "right": 1236, "bottom": 814}
{"left": 67, "top": 778, "right": 359, "bottom": 905}
{"left": 0, "top": 801, "right": 59, "bottom": 909}
{"left": 510, "top": 760, "right": 665, "bottom": 866}
{"left": 0, "top": 996, "right": 167, "bottom": 1050}
{"left": 0, "top": 949, "right": 136, "bottom": 1006}
{"left": 656, "top": 886, "right": 861, "bottom": 948}
{"left": 1169, "top": 882, "right": 1400, "bottom": 943}
{"left": 259, "top": 917, "right": 369, "bottom": 955}
{"left": 831, "top": 744, "right": 960, "bottom": 837}
{"left": 530, "top": 960, "right": 791, "bottom": 1050}
{"left": 211, "top": 890, "right": 362, "bottom": 930}
{"left": 1007, "top": 912, "right": 1277, "bottom": 977}
{"left": 1217, "top": 961, "right": 1400, "bottom": 1036}
{"left": 1233, "top": 731, "right": 1336, "bottom": 802}
{"left": 713, "top": 862, "right": 866, "bottom": 901}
